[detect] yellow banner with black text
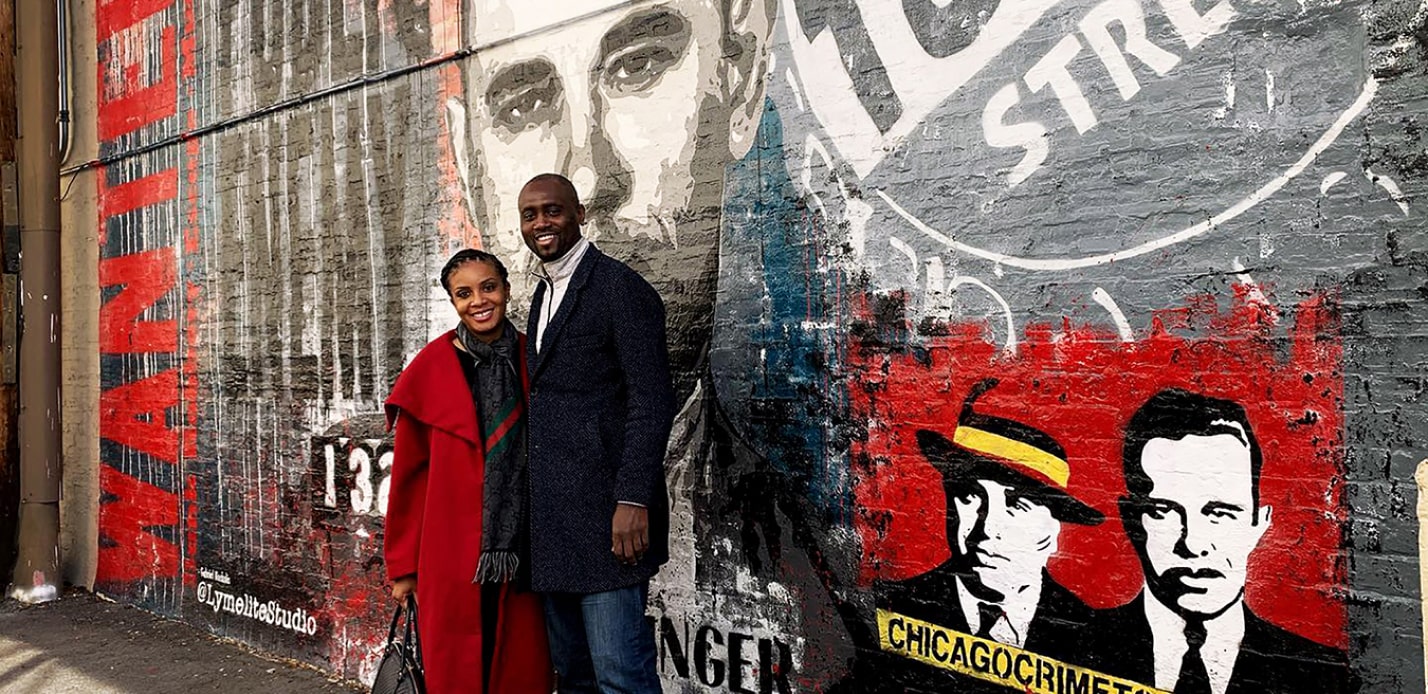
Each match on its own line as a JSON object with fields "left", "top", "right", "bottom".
{"left": 877, "top": 609, "right": 1170, "bottom": 694}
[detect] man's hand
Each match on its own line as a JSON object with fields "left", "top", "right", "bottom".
{"left": 391, "top": 575, "right": 417, "bottom": 603}
{"left": 612, "top": 503, "right": 649, "bottom": 565}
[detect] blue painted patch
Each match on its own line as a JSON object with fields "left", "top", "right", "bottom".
{"left": 718, "top": 100, "right": 850, "bottom": 517}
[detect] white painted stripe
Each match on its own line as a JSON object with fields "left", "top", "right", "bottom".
{"left": 1091, "top": 287, "right": 1133, "bottom": 341}
{"left": 1365, "top": 166, "right": 1412, "bottom": 216}
{"left": 878, "top": 77, "right": 1379, "bottom": 272}
{"left": 948, "top": 275, "right": 1018, "bottom": 355}
{"left": 1320, "top": 171, "right": 1348, "bottom": 195}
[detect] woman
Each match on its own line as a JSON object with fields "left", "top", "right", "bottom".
{"left": 383, "top": 249, "right": 552, "bottom": 693}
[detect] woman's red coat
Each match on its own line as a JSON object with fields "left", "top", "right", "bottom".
{"left": 383, "top": 330, "right": 552, "bottom": 694}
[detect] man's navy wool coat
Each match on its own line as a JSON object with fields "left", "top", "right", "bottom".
{"left": 525, "top": 244, "right": 676, "bottom": 594}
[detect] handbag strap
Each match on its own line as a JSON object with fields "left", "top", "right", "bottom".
{"left": 385, "top": 601, "right": 404, "bottom": 645}
{"left": 404, "top": 596, "right": 424, "bottom": 670}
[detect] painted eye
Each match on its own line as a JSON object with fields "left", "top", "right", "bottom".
{"left": 492, "top": 87, "right": 559, "bottom": 130}
{"left": 602, "top": 45, "right": 677, "bottom": 93}
{"left": 597, "top": 10, "right": 690, "bottom": 96}
{"left": 486, "top": 61, "right": 562, "bottom": 132}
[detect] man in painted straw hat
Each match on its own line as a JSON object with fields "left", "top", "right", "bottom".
{"left": 875, "top": 378, "right": 1105, "bottom": 685}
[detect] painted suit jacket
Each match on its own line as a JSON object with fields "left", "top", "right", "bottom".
{"left": 839, "top": 564, "right": 1099, "bottom": 693}
{"left": 1089, "top": 593, "right": 1356, "bottom": 694}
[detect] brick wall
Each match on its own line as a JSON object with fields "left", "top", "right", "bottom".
{"left": 90, "top": 0, "right": 1426, "bottom": 689}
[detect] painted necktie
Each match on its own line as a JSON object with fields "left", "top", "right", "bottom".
{"left": 1176, "top": 618, "right": 1212, "bottom": 694}
{"left": 975, "top": 602, "right": 1003, "bottom": 640}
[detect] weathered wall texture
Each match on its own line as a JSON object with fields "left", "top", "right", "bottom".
{"left": 92, "top": 0, "right": 1426, "bottom": 690}
{"left": 64, "top": 0, "right": 103, "bottom": 592}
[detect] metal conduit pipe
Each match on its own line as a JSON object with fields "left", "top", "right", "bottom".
{"left": 57, "top": 0, "right": 646, "bottom": 177}
{"left": 56, "top": 0, "right": 71, "bottom": 165}
{"left": 9, "top": 0, "right": 63, "bottom": 603}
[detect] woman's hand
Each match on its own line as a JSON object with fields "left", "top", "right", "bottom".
{"left": 391, "top": 575, "right": 417, "bottom": 603}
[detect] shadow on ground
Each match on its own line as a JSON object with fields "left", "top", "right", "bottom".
{"left": 0, "top": 591, "right": 364, "bottom": 693}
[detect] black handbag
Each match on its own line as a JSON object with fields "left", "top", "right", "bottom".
{"left": 371, "top": 597, "right": 426, "bottom": 694}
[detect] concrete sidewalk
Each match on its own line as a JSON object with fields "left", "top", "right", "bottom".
{"left": 0, "top": 592, "right": 364, "bottom": 693}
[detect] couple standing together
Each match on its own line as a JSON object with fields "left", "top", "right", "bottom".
{"left": 382, "top": 173, "right": 675, "bottom": 694}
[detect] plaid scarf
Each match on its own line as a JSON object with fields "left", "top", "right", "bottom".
{"left": 455, "top": 320, "right": 527, "bottom": 584}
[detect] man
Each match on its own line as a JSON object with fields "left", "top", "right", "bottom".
{"left": 520, "top": 173, "right": 677, "bottom": 692}
{"left": 861, "top": 379, "right": 1105, "bottom": 691}
{"left": 451, "top": 0, "right": 774, "bottom": 400}
{"left": 1097, "top": 388, "right": 1352, "bottom": 694}
{"left": 451, "top": 4, "right": 860, "bottom": 688}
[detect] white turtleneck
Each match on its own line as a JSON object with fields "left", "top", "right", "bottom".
{"left": 533, "top": 236, "right": 592, "bottom": 353}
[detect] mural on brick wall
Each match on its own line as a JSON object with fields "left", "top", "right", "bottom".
{"left": 842, "top": 297, "right": 1353, "bottom": 693}
{"left": 762, "top": 0, "right": 1407, "bottom": 687}
{"left": 93, "top": 0, "right": 1418, "bottom": 689}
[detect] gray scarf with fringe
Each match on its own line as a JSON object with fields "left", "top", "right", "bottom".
{"left": 455, "top": 320, "right": 527, "bottom": 584}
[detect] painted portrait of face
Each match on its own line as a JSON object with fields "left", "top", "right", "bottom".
{"left": 1129, "top": 432, "right": 1272, "bottom": 619}
{"left": 948, "top": 478, "right": 1061, "bottom": 602}
{"left": 449, "top": 0, "right": 773, "bottom": 397}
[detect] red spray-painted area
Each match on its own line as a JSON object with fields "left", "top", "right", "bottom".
{"left": 95, "top": 0, "right": 194, "bottom": 593}
{"left": 850, "top": 290, "right": 1346, "bottom": 648}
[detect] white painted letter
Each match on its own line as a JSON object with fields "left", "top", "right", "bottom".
{"left": 323, "top": 444, "right": 337, "bottom": 508}
{"left": 1080, "top": 0, "right": 1182, "bottom": 99}
{"left": 349, "top": 447, "right": 373, "bottom": 514}
{"left": 1159, "top": 0, "right": 1236, "bottom": 49}
{"left": 377, "top": 450, "right": 394, "bottom": 517}
{"left": 983, "top": 83, "right": 1050, "bottom": 187}
{"left": 1024, "top": 35, "right": 1098, "bottom": 134}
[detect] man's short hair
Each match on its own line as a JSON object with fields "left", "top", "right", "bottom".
{"left": 1122, "top": 388, "right": 1263, "bottom": 507}
{"left": 522, "top": 173, "right": 581, "bottom": 204}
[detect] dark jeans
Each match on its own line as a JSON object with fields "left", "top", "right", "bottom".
{"left": 481, "top": 582, "right": 500, "bottom": 690}
{"left": 543, "top": 582, "right": 661, "bottom": 694}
